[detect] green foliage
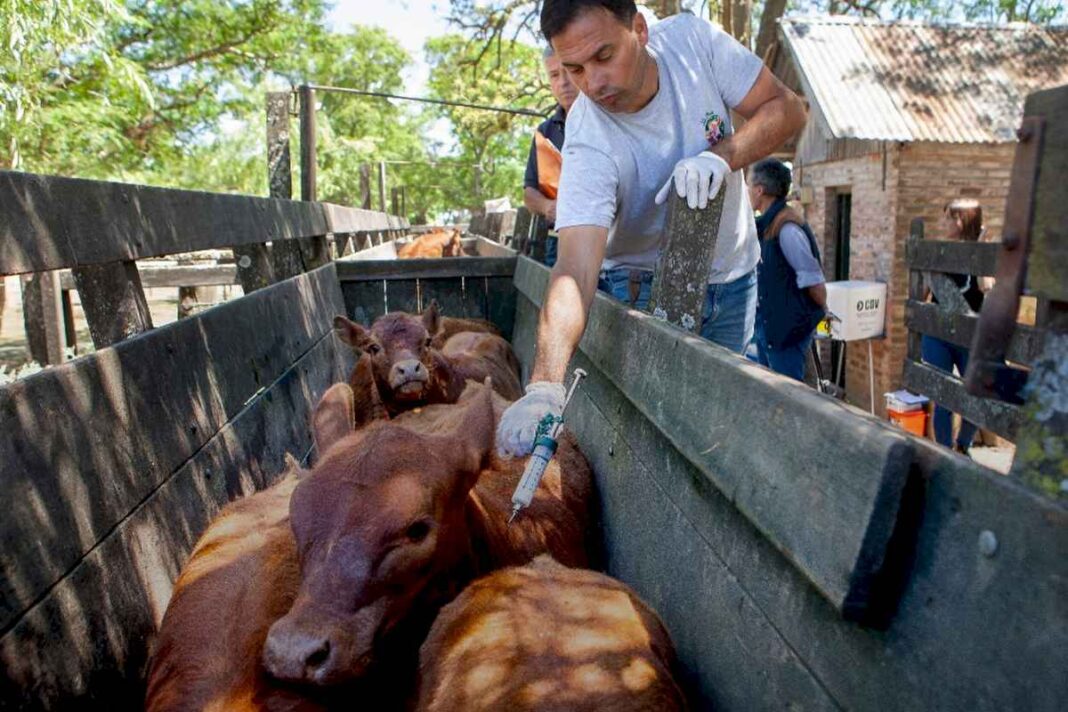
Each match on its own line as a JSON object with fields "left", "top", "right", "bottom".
{"left": 424, "top": 34, "right": 551, "bottom": 215}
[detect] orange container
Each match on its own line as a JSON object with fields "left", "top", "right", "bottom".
{"left": 888, "top": 408, "right": 926, "bottom": 436}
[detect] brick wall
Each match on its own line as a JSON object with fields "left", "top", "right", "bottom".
{"left": 795, "top": 141, "right": 1014, "bottom": 417}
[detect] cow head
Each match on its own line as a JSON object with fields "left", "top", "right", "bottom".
{"left": 442, "top": 230, "right": 463, "bottom": 257}
{"left": 261, "top": 380, "right": 495, "bottom": 686}
{"left": 334, "top": 305, "right": 443, "bottom": 406}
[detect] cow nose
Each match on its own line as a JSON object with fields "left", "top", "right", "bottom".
{"left": 263, "top": 624, "right": 336, "bottom": 683}
{"left": 390, "top": 359, "right": 426, "bottom": 383}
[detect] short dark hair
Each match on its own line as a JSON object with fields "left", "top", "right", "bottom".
{"left": 541, "top": 0, "right": 638, "bottom": 42}
{"left": 750, "top": 158, "right": 792, "bottom": 199}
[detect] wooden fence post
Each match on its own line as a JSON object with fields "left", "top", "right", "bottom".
{"left": 21, "top": 271, "right": 66, "bottom": 365}
{"left": 648, "top": 189, "right": 726, "bottom": 331}
{"left": 377, "top": 162, "right": 387, "bottom": 214}
{"left": 268, "top": 90, "right": 304, "bottom": 281}
{"left": 71, "top": 261, "right": 153, "bottom": 345}
{"left": 298, "top": 85, "right": 330, "bottom": 270}
{"left": 359, "top": 164, "right": 372, "bottom": 209}
{"left": 231, "top": 94, "right": 283, "bottom": 294}
{"left": 906, "top": 218, "right": 925, "bottom": 364}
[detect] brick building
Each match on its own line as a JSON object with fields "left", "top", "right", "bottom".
{"left": 766, "top": 16, "right": 1068, "bottom": 416}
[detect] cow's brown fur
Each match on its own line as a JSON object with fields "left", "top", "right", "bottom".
{"left": 147, "top": 377, "right": 593, "bottom": 710}
{"left": 416, "top": 555, "right": 687, "bottom": 712}
{"left": 333, "top": 303, "right": 521, "bottom": 416}
{"left": 397, "top": 230, "right": 463, "bottom": 259}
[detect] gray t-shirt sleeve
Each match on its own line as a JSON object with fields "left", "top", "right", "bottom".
{"left": 780, "top": 223, "right": 825, "bottom": 288}
{"left": 699, "top": 19, "right": 764, "bottom": 109}
{"left": 554, "top": 142, "right": 618, "bottom": 231}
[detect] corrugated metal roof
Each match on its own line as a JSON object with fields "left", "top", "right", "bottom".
{"left": 779, "top": 16, "right": 1068, "bottom": 143}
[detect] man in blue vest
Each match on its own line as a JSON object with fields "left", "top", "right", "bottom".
{"left": 522, "top": 47, "right": 578, "bottom": 267}
{"left": 748, "top": 158, "right": 826, "bottom": 382}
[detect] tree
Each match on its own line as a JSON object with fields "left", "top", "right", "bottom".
{"left": 424, "top": 35, "right": 551, "bottom": 214}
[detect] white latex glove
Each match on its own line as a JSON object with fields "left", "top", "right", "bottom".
{"left": 495, "top": 381, "right": 566, "bottom": 458}
{"left": 654, "top": 151, "right": 731, "bottom": 210}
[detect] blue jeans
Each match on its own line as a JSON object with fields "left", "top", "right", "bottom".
{"left": 748, "top": 319, "right": 813, "bottom": 382}
{"left": 544, "top": 235, "right": 558, "bottom": 267}
{"left": 921, "top": 334, "right": 978, "bottom": 450}
{"left": 597, "top": 267, "right": 757, "bottom": 354}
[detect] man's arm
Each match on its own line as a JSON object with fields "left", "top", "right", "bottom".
{"left": 807, "top": 284, "right": 827, "bottom": 309}
{"left": 712, "top": 66, "right": 807, "bottom": 172}
{"left": 523, "top": 187, "right": 557, "bottom": 224}
{"left": 529, "top": 225, "right": 608, "bottom": 383}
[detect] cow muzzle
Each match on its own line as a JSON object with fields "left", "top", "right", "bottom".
{"left": 388, "top": 359, "right": 429, "bottom": 399}
{"left": 263, "top": 616, "right": 371, "bottom": 686}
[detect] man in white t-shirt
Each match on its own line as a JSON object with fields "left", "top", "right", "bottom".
{"left": 497, "top": 0, "right": 807, "bottom": 457}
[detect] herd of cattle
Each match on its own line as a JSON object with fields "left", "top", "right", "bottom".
{"left": 144, "top": 301, "right": 688, "bottom": 710}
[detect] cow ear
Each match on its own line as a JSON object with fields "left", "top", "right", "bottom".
{"left": 283, "top": 452, "right": 310, "bottom": 479}
{"left": 313, "top": 383, "right": 355, "bottom": 455}
{"left": 333, "top": 315, "right": 371, "bottom": 349}
{"left": 422, "top": 300, "right": 441, "bottom": 335}
{"left": 349, "top": 352, "right": 389, "bottom": 428}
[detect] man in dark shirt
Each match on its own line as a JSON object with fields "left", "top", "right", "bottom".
{"left": 523, "top": 46, "right": 577, "bottom": 266}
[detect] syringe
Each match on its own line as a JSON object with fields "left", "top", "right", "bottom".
{"left": 507, "top": 368, "right": 587, "bottom": 524}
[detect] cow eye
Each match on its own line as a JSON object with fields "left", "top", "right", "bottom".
{"left": 366, "top": 343, "right": 381, "bottom": 355}
{"left": 423, "top": 336, "right": 432, "bottom": 348}
{"left": 405, "top": 520, "right": 431, "bottom": 543}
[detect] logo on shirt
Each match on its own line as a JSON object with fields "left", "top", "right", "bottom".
{"left": 703, "top": 111, "right": 726, "bottom": 147}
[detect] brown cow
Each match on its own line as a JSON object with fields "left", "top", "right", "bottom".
{"left": 145, "top": 465, "right": 324, "bottom": 712}
{"left": 333, "top": 302, "right": 521, "bottom": 416}
{"left": 416, "top": 555, "right": 687, "bottom": 712}
{"left": 397, "top": 229, "right": 464, "bottom": 259}
{"left": 261, "top": 379, "right": 594, "bottom": 692}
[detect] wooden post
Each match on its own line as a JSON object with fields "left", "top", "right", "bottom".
{"left": 231, "top": 93, "right": 284, "bottom": 294}
{"left": 359, "top": 164, "right": 372, "bottom": 209}
{"left": 269, "top": 90, "right": 304, "bottom": 281}
{"left": 21, "top": 271, "right": 66, "bottom": 365}
{"left": 299, "top": 85, "right": 329, "bottom": 270}
{"left": 0, "top": 278, "right": 6, "bottom": 336}
{"left": 512, "top": 207, "right": 533, "bottom": 250}
{"left": 648, "top": 189, "right": 726, "bottom": 331}
{"left": 71, "top": 261, "right": 153, "bottom": 347}
{"left": 60, "top": 290, "right": 77, "bottom": 355}
{"left": 906, "top": 218, "right": 924, "bottom": 363}
{"left": 377, "top": 162, "right": 387, "bottom": 213}
{"left": 391, "top": 186, "right": 400, "bottom": 216}
{"left": 530, "top": 215, "right": 549, "bottom": 259}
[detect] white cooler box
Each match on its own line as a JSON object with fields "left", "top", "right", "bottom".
{"left": 825, "top": 281, "right": 887, "bottom": 341}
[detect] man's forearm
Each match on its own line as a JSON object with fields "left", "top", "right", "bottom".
{"left": 807, "top": 283, "right": 827, "bottom": 309}
{"left": 713, "top": 93, "right": 806, "bottom": 172}
{"left": 530, "top": 266, "right": 597, "bottom": 384}
{"left": 523, "top": 187, "right": 553, "bottom": 219}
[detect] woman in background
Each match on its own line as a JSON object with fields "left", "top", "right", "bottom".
{"left": 922, "top": 199, "right": 987, "bottom": 454}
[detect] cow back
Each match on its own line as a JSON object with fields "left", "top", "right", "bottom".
{"left": 416, "top": 555, "right": 687, "bottom": 712}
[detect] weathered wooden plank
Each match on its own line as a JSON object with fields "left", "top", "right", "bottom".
{"left": 418, "top": 278, "right": 466, "bottom": 320}
{"left": 59, "top": 264, "right": 239, "bottom": 291}
{"left": 485, "top": 275, "right": 517, "bottom": 342}
{"left": 458, "top": 277, "right": 490, "bottom": 321}
{"left": 514, "top": 293, "right": 1068, "bottom": 710}
{"left": 905, "top": 300, "right": 1043, "bottom": 365}
{"left": 1023, "top": 86, "right": 1068, "bottom": 303}
{"left": 0, "top": 170, "right": 405, "bottom": 275}
{"left": 0, "top": 332, "right": 353, "bottom": 709}
{"left": 905, "top": 239, "right": 1000, "bottom": 276}
{"left": 649, "top": 190, "right": 724, "bottom": 330}
{"left": 345, "top": 239, "right": 398, "bottom": 261}
{"left": 20, "top": 271, "right": 66, "bottom": 365}
{"left": 0, "top": 264, "right": 343, "bottom": 634}
{"left": 907, "top": 218, "right": 925, "bottom": 362}
{"left": 902, "top": 360, "right": 1022, "bottom": 439}
{"left": 514, "top": 258, "right": 914, "bottom": 620}
{"left": 1010, "top": 307, "right": 1068, "bottom": 500}
{"left": 471, "top": 236, "right": 516, "bottom": 258}
{"left": 510, "top": 207, "right": 532, "bottom": 249}
{"left": 70, "top": 260, "right": 153, "bottom": 347}
{"left": 341, "top": 280, "right": 386, "bottom": 327}
{"left": 336, "top": 256, "right": 516, "bottom": 281}
{"left": 387, "top": 279, "right": 420, "bottom": 314}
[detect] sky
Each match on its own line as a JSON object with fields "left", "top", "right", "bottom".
{"left": 327, "top": 0, "right": 469, "bottom": 96}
